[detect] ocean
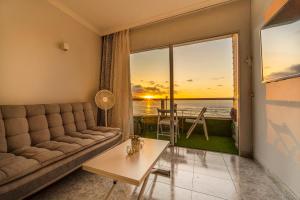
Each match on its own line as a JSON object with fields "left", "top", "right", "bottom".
{"left": 133, "top": 99, "right": 233, "bottom": 118}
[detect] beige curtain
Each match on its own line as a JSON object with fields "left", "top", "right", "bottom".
{"left": 110, "top": 30, "right": 134, "bottom": 140}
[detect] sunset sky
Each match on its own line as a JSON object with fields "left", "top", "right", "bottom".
{"left": 130, "top": 38, "right": 234, "bottom": 99}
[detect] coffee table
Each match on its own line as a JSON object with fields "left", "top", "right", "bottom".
{"left": 82, "top": 138, "right": 170, "bottom": 200}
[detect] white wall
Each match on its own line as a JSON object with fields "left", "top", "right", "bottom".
{"left": 0, "top": 0, "right": 101, "bottom": 105}
{"left": 130, "top": 0, "right": 252, "bottom": 156}
{"left": 251, "top": 0, "right": 300, "bottom": 197}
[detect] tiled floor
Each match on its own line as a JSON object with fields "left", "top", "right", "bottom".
{"left": 29, "top": 147, "right": 294, "bottom": 200}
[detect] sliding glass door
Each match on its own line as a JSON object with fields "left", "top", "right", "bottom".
{"left": 130, "top": 35, "right": 237, "bottom": 148}
{"left": 173, "top": 37, "right": 234, "bottom": 118}
{"left": 130, "top": 47, "right": 176, "bottom": 144}
{"left": 130, "top": 47, "right": 170, "bottom": 113}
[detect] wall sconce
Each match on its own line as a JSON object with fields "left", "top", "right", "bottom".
{"left": 60, "top": 42, "right": 69, "bottom": 51}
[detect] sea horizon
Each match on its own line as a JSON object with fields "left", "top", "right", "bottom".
{"left": 133, "top": 99, "right": 233, "bottom": 118}
{"left": 132, "top": 97, "right": 234, "bottom": 101}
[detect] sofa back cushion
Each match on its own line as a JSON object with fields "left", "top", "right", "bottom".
{"left": 0, "top": 109, "right": 7, "bottom": 152}
{"left": 83, "top": 103, "right": 96, "bottom": 129}
{"left": 1, "top": 106, "right": 31, "bottom": 152}
{"left": 60, "top": 104, "right": 76, "bottom": 133}
{"left": 26, "top": 105, "right": 50, "bottom": 145}
{"left": 72, "top": 103, "right": 87, "bottom": 131}
{"left": 45, "top": 104, "right": 65, "bottom": 138}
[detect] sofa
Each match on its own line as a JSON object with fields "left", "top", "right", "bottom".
{"left": 0, "top": 102, "right": 122, "bottom": 200}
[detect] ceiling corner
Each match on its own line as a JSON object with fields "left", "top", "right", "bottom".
{"left": 47, "top": 0, "right": 102, "bottom": 35}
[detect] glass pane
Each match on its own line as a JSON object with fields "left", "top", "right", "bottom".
{"left": 130, "top": 48, "right": 170, "bottom": 116}
{"left": 261, "top": 20, "right": 300, "bottom": 82}
{"left": 173, "top": 38, "right": 234, "bottom": 118}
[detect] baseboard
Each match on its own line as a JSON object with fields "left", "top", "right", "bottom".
{"left": 254, "top": 159, "right": 299, "bottom": 200}
{"left": 238, "top": 150, "right": 253, "bottom": 158}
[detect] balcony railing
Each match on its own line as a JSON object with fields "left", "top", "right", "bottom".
{"left": 133, "top": 98, "right": 235, "bottom": 119}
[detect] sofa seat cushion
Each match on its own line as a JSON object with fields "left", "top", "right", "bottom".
{"left": 1, "top": 105, "right": 32, "bottom": 152}
{"left": 35, "top": 141, "right": 81, "bottom": 155}
{"left": 54, "top": 136, "right": 94, "bottom": 147}
{"left": 0, "top": 153, "right": 40, "bottom": 185}
{"left": 82, "top": 129, "right": 119, "bottom": 138}
{"left": 13, "top": 147, "right": 64, "bottom": 166}
{"left": 26, "top": 105, "right": 51, "bottom": 145}
{"left": 67, "top": 131, "right": 106, "bottom": 141}
{"left": 92, "top": 126, "right": 121, "bottom": 133}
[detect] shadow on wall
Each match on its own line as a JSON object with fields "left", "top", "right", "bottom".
{"left": 268, "top": 119, "right": 300, "bottom": 164}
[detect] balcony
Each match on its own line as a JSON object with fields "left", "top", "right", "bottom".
{"left": 133, "top": 98, "right": 238, "bottom": 154}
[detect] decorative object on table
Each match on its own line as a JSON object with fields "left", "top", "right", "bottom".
{"left": 126, "top": 135, "right": 144, "bottom": 156}
{"left": 95, "top": 90, "right": 115, "bottom": 127}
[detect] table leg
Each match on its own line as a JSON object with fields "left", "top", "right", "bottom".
{"left": 137, "top": 174, "right": 150, "bottom": 200}
{"left": 104, "top": 180, "right": 117, "bottom": 200}
{"left": 136, "top": 168, "right": 171, "bottom": 200}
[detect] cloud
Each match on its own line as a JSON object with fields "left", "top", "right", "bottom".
{"left": 148, "top": 81, "right": 155, "bottom": 85}
{"left": 211, "top": 76, "right": 225, "bottom": 80}
{"left": 186, "top": 79, "right": 193, "bottom": 82}
{"left": 217, "top": 84, "right": 223, "bottom": 87}
{"left": 207, "top": 88, "right": 212, "bottom": 90}
{"left": 143, "top": 86, "right": 166, "bottom": 95}
{"left": 266, "top": 64, "right": 300, "bottom": 80}
{"left": 290, "top": 64, "right": 300, "bottom": 72}
{"left": 132, "top": 85, "right": 145, "bottom": 94}
{"left": 132, "top": 84, "right": 168, "bottom": 97}
{"left": 155, "top": 84, "right": 169, "bottom": 89}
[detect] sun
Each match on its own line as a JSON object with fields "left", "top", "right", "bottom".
{"left": 143, "top": 95, "right": 154, "bottom": 100}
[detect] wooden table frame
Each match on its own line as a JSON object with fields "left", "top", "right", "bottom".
{"left": 104, "top": 168, "right": 170, "bottom": 200}
{"left": 82, "top": 138, "right": 170, "bottom": 200}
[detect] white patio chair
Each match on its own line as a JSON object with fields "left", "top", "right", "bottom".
{"left": 156, "top": 108, "right": 180, "bottom": 143}
{"left": 185, "top": 107, "right": 208, "bottom": 140}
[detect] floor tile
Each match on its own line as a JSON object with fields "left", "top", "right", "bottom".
{"left": 146, "top": 181, "right": 192, "bottom": 200}
{"left": 194, "top": 163, "right": 231, "bottom": 180}
{"left": 172, "top": 147, "right": 197, "bottom": 161}
{"left": 171, "top": 158, "right": 195, "bottom": 172}
{"left": 234, "top": 177, "right": 288, "bottom": 200}
{"left": 28, "top": 148, "right": 293, "bottom": 200}
{"left": 150, "top": 169, "right": 194, "bottom": 190}
{"left": 193, "top": 173, "right": 238, "bottom": 200}
{"left": 157, "top": 156, "right": 195, "bottom": 172}
{"left": 195, "top": 151, "right": 225, "bottom": 166}
{"left": 192, "top": 191, "right": 224, "bottom": 200}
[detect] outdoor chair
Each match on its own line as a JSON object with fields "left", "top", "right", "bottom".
{"left": 185, "top": 107, "right": 209, "bottom": 140}
{"left": 156, "top": 108, "right": 180, "bottom": 143}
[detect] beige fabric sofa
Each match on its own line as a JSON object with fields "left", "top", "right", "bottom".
{"left": 0, "top": 102, "right": 122, "bottom": 200}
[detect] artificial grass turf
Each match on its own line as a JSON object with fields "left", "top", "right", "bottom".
{"left": 134, "top": 116, "right": 233, "bottom": 137}
{"left": 138, "top": 131, "right": 238, "bottom": 155}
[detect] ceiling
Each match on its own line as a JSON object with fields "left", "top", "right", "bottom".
{"left": 48, "top": 0, "right": 233, "bottom": 36}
